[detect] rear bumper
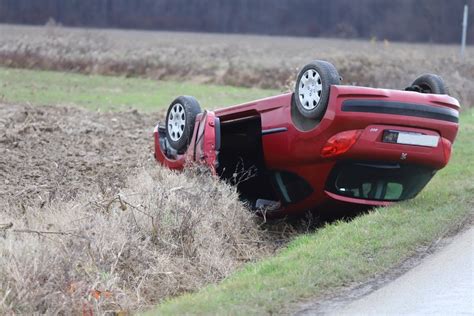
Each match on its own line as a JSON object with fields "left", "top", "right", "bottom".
{"left": 341, "top": 99, "right": 459, "bottom": 123}
{"left": 329, "top": 85, "right": 460, "bottom": 144}
{"left": 343, "top": 124, "right": 450, "bottom": 169}
{"left": 315, "top": 86, "right": 459, "bottom": 169}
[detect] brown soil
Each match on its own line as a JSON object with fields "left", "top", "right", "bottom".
{"left": 0, "top": 103, "right": 161, "bottom": 207}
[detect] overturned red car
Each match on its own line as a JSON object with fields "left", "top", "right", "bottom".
{"left": 154, "top": 60, "right": 460, "bottom": 217}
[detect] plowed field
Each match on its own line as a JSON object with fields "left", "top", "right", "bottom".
{"left": 0, "top": 103, "right": 158, "bottom": 206}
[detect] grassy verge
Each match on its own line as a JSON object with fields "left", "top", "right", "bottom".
{"left": 152, "top": 111, "right": 474, "bottom": 314}
{"left": 0, "top": 67, "right": 279, "bottom": 111}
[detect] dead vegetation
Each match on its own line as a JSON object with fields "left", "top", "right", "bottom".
{"left": 0, "top": 167, "right": 271, "bottom": 314}
{"left": 1, "top": 24, "right": 473, "bottom": 107}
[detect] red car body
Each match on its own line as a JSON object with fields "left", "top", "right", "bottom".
{"left": 154, "top": 85, "right": 460, "bottom": 216}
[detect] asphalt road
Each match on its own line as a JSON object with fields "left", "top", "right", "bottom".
{"left": 329, "top": 227, "right": 474, "bottom": 315}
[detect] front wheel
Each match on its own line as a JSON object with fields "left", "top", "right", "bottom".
{"left": 294, "top": 60, "right": 341, "bottom": 120}
{"left": 165, "top": 96, "right": 202, "bottom": 153}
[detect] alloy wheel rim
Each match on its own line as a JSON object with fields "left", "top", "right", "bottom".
{"left": 299, "top": 68, "right": 322, "bottom": 110}
{"left": 168, "top": 103, "right": 186, "bottom": 141}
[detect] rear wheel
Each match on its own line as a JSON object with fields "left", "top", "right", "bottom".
{"left": 165, "top": 96, "right": 201, "bottom": 153}
{"left": 294, "top": 60, "right": 341, "bottom": 119}
{"left": 407, "top": 74, "right": 449, "bottom": 95}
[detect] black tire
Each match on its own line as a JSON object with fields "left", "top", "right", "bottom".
{"left": 294, "top": 60, "right": 341, "bottom": 119}
{"left": 409, "top": 74, "right": 449, "bottom": 95}
{"left": 165, "top": 96, "right": 202, "bottom": 153}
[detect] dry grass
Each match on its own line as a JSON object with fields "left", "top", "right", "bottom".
{"left": 1, "top": 24, "right": 473, "bottom": 107}
{"left": 0, "top": 167, "right": 270, "bottom": 314}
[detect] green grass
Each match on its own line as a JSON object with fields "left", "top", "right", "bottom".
{"left": 0, "top": 67, "right": 279, "bottom": 112}
{"left": 151, "top": 111, "right": 474, "bottom": 315}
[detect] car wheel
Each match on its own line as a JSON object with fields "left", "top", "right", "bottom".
{"left": 409, "top": 74, "right": 449, "bottom": 95}
{"left": 165, "top": 96, "right": 202, "bottom": 153}
{"left": 294, "top": 60, "right": 341, "bottom": 119}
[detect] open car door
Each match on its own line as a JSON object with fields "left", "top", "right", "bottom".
{"left": 193, "top": 110, "right": 220, "bottom": 172}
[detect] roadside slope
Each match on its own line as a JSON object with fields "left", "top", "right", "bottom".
{"left": 152, "top": 110, "right": 474, "bottom": 315}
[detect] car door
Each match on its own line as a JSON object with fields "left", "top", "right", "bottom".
{"left": 193, "top": 110, "right": 220, "bottom": 172}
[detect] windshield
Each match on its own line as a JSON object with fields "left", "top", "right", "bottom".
{"left": 326, "top": 162, "right": 436, "bottom": 201}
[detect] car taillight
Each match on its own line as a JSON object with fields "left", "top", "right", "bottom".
{"left": 321, "top": 130, "right": 363, "bottom": 158}
{"left": 442, "top": 138, "right": 452, "bottom": 162}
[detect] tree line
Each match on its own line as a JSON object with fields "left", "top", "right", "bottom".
{"left": 0, "top": 0, "right": 472, "bottom": 44}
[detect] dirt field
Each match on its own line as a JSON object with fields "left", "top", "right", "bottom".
{"left": 0, "top": 103, "right": 158, "bottom": 207}
{"left": 1, "top": 24, "right": 473, "bottom": 107}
